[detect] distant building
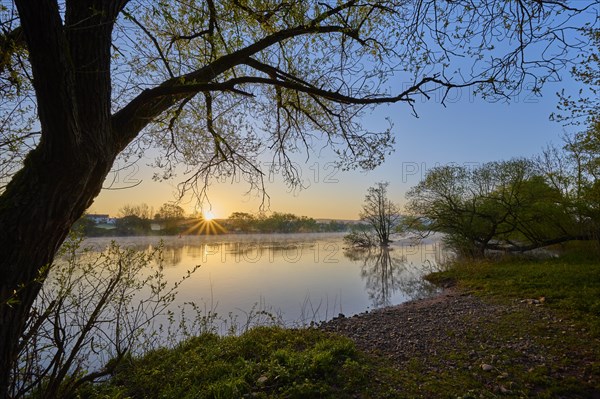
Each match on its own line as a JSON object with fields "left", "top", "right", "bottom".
{"left": 86, "top": 214, "right": 110, "bottom": 224}
{"left": 150, "top": 222, "right": 165, "bottom": 231}
{"left": 85, "top": 214, "right": 117, "bottom": 229}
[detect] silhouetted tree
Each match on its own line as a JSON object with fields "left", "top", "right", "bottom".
{"left": 155, "top": 203, "right": 186, "bottom": 221}
{"left": 155, "top": 203, "right": 186, "bottom": 234}
{"left": 118, "top": 203, "right": 153, "bottom": 220}
{"left": 227, "top": 212, "right": 256, "bottom": 232}
{"left": 359, "top": 182, "right": 401, "bottom": 246}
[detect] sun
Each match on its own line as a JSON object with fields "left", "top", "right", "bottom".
{"left": 181, "top": 210, "right": 224, "bottom": 235}
{"left": 203, "top": 210, "right": 216, "bottom": 221}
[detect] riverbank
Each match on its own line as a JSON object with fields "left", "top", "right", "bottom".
{"left": 321, "top": 251, "right": 600, "bottom": 398}
{"left": 84, "top": 250, "right": 599, "bottom": 398}
{"left": 321, "top": 288, "right": 598, "bottom": 397}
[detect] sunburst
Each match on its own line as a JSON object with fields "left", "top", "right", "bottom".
{"left": 181, "top": 212, "right": 226, "bottom": 235}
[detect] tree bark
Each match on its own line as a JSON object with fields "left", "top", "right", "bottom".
{"left": 0, "top": 147, "right": 114, "bottom": 397}
{"left": 0, "top": 1, "right": 119, "bottom": 396}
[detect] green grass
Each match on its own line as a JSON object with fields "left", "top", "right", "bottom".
{"left": 81, "top": 327, "right": 400, "bottom": 399}
{"left": 427, "top": 249, "right": 600, "bottom": 328}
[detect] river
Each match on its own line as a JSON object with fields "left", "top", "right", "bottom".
{"left": 83, "top": 232, "right": 448, "bottom": 327}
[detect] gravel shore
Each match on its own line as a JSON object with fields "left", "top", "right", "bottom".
{"left": 320, "top": 288, "right": 600, "bottom": 397}
{"left": 320, "top": 288, "right": 509, "bottom": 364}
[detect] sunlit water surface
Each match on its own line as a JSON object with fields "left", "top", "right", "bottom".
{"left": 83, "top": 232, "right": 448, "bottom": 326}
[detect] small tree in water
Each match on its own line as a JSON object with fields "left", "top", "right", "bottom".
{"left": 358, "top": 182, "right": 402, "bottom": 247}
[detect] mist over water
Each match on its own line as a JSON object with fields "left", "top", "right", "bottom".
{"left": 84, "top": 233, "right": 448, "bottom": 326}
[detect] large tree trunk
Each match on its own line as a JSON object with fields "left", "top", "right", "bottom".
{"left": 0, "top": 148, "right": 114, "bottom": 397}
{"left": 0, "top": 1, "right": 121, "bottom": 397}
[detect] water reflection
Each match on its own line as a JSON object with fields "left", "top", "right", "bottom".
{"left": 345, "top": 247, "right": 440, "bottom": 308}
{"left": 81, "top": 234, "right": 447, "bottom": 322}
{"left": 163, "top": 246, "right": 183, "bottom": 265}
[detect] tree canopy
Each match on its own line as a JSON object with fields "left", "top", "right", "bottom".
{"left": 405, "top": 153, "right": 598, "bottom": 257}
{"left": 1, "top": 1, "right": 597, "bottom": 194}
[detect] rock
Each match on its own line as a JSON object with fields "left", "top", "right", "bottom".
{"left": 257, "top": 376, "right": 268, "bottom": 385}
{"left": 499, "top": 385, "right": 511, "bottom": 394}
{"left": 481, "top": 364, "right": 494, "bottom": 371}
{"left": 521, "top": 298, "right": 543, "bottom": 305}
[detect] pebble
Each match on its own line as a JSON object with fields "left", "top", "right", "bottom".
{"left": 499, "top": 385, "right": 511, "bottom": 394}
{"left": 481, "top": 364, "right": 493, "bottom": 371}
{"left": 256, "top": 376, "right": 268, "bottom": 385}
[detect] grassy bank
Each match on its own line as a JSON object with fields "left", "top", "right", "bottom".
{"left": 418, "top": 249, "right": 600, "bottom": 398}
{"left": 83, "top": 250, "right": 599, "bottom": 398}
{"left": 82, "top": 327, "right": 401, "bottom": 398}
{"left": 427, "top": 249, "right": 600, "bottom": 334}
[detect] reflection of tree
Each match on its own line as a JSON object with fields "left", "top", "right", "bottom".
{"left": 161, "top": 246, "right": 184, "bottom": 266}
{"left": 346, "top": 248, "right": 438, "bottom": 308}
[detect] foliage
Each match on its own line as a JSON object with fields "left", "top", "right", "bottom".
{"left": 544, "top": 29, "right": 600, "bottom": 245}
{"left": 115, "top": 214, "right": 150, "bottom": 235}
{"left": 552, "top": 28, "right": 599, "bottom": 137}
{"left": 74, "top": 209, "right": 352, "bottom": 237}
{"left": 224, "top": 211, "right": 348, "bottom": 233}
{"left": 9, "top": 234, "right": 197, "bottom": 399}
{"left": 118, "top": 203, "right": 153, "bottom": 220}
{"left": 359, "top": 182, "right": 401, "bottom": 246}
{"left": 536, "top": 134, "right": 600, "bottom": 239}
{"left": 1, "top": 1, "right": 597, "bottom": 194}
{"left": 70, "top": 216, "right": 106, "bottom": 237}
{"left": 405, "top": 158, "right": 594, "bottom": 257}
{"left": 155, "top": 203, "right": 186, "bottom": 221}
{"left": 404, "top": 30, "right": 600, "bottom": 260}
{"left": 153, "top": 203, "right": 187, "bottom": 234}
{"left": 254, "top": 212, "right": 317, "bottom": 233}
{"left": 84, "top": 327, "right": 395, "bottom": 399}
{"left": 322, "top": 220, "right": 353, "bottom": 233}
{"left": 226, "top": 211, "right": 256, "bottom": 232}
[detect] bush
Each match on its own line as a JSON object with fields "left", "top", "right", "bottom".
{"left": 10, "top": 234, "right": 197, "bottom": 399}
{"left": 86, "top": 327, "right": 378, "bottom": 399}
